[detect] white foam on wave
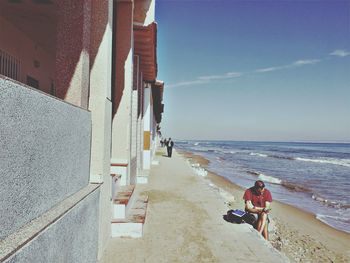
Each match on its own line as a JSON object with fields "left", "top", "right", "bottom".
{"left": 258, "top": 173, "right": 282, "bottom": 184}
{"left": 190, "top": 163, "right": 208, "bottom": 177}
{"left": 249, "top": 152, "right": 268, "bottom": 158}
{"left": 296, "top": 157, "right": 350, "bottom": 167}
{"left": 316, "top": 214, "right": 350, "bottom": 234}
{"left": 312, "top": 194, "right": 330, "bottom": 203}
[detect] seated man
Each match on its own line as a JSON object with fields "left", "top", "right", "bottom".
{"left": 243, "top": 180, "right": 272, "bottom": 240}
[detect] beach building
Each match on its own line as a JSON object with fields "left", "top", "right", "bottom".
{"left": 0, "top": 0, "right": 163, "bottom": 262}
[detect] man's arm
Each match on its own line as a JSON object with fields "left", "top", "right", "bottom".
{"left": 245, "top": 200, "right": 265, "bottom": 213}
{"left": 265, "top": 201, "right": 271, "bottom": 210}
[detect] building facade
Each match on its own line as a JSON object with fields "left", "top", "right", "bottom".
{"left": 0, "top": 0, "right": 164, "bottom": 262}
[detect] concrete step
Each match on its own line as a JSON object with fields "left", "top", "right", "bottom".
{"left": 111, "top": 195, "right": 148, "bottom": 238}
{"left": 136, "top": 175, "right": 148, "bottom": 184}
{"left": 152, "top": 160, "right": 159, "bottom": 165}
{"left": 137, "top": 170, "right": 150, "bottom": 184}
{"left": 110, "top": 173, "right": 121, "bottom": 202}
{"left": 112, "top": 185, "right": 135, "bottom": 219}
{"left": 110, "top": 160, "right": 128, "bottom": 186}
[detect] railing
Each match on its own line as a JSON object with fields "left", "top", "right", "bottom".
{"left": 0, "top": 49, "right": 21, "bottom": 81}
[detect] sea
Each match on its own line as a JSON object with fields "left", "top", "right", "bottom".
{"left": 175, "top": 140, "right": 350, "bottom": 234}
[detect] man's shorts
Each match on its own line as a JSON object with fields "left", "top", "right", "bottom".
{"left": 244, "top": 213, "right": 270, "bottom": 226}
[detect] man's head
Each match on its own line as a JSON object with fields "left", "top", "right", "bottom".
{"left": 254, "top": 180, "right": 265, "bottom": 194}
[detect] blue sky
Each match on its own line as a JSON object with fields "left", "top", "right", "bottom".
{"left": 156, "top": 0, "right": 350, "bottom": 142}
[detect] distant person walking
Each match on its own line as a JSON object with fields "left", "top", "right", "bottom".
{"left": 166, "top": 138, "right": 174, "bottom": 157}
{"left": 243, "top": 180, "right": 272, "bottom": 240}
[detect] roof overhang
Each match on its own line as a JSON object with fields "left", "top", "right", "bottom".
{"left": 152, "top": 80, "right": 164, "bottom": 124}
{"left": 133, "top": 22, "right": 157, "bottom": 82}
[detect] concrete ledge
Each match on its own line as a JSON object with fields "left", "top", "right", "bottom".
{"left": 152, "top": 160, "right": 159, "bottom": 165}
{"left": 111, "top": 223, "right": 143, "bottom": 238}
{"left": 137, "top": 170, "right": 150, "bottom": 184}
{"left": 112, "top": 185, "right": 135, "bottom": 219}
{"left": 111, "top": 195, "right": 148, "bottom": 238}
{"left": 136, "top": 175, "right": 148, "bottom": 184}
{"left": 0, "top": 184, "right": 101, "bottom": 262}
{"left": 110, "top": 164, "right": 128, "bottom": 186}
{"left": 113, "top": 185, "right": 135, "bottom": 205}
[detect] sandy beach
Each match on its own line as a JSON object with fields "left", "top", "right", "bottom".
{"left": 180, "top": 151, "right": 350, "bottom": 263}
{"left": 99, "top": 148, "right": 288, "bottom": 263}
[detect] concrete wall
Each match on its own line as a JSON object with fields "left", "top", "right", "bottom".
{"left": 130, "top": 89, "right": 138, "bottom": 184}
{"left": 111, "top": 49, "right": 133, "bottom": 163}
{"left": 0, "top": 16, "right": 55, "bottom": 93}
{"left": 88, "top": 0, "right": 113, "bottom": 258}
{"left": 143, "top": 86, "right": 151, "bottom": 170}
{"left": 136, "top": 115, "right": 143, "bottom": 175}
{"left": 4, "top": 188, "right": 100, "bottom": 263}
{"left": 0, "top": 77, "right": 91, "bottom": 240}
{"left": 111, "top": 1, "right": 133, "bottom": 171}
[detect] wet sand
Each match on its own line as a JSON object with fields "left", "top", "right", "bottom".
{"left": 180, "top": 150, "right": 350, "bottom": 262}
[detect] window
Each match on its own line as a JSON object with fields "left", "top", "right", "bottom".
{"left": 0, "top": 49, "right": 21, "bottom": 81}
{"left": 27, "top": 75, "right": 39, "bottom": 89}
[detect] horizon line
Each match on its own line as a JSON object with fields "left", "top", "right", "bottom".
{"left": 170, "top": 139, "right": 350, "bottom": 144}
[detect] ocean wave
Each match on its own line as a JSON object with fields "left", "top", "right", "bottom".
{"left": 312, "top": 193, "right": 350, "bottom": 209}
{"left": 188, "top": 162, "right": 208, "bottom": 177}
{"left": 316, "top": 214, "right": 350, "bottom": 225}
{"left": 249, "top": 152, "right": 268, "bottom": 158}
{"left": 248, "top": 152, "right": 296, "bottom": 160}
{"left": 281, "top": 182, "right": 312, "bottom": 192}
{"left": 258, "top": 173, "right": 282, "bottom": 184}
{"left": 296, "top": 157, "right": 350, "bottom": 167}
{"left": 216, "top": 156, "right": 226, "bottom": 162}
{"left": 246, "top": 170, "right": 282, "bottom": 184}
{"left": 247, "top": 170, "right": 260, "bottom": 176}
{"left": 246, "top": 170, "right": 313, "bottom": 192}
{"left": 269, "top": 155, "right": 295, "bottom": 160}
{"left": 248, "top": 151, "right": 350, "bottom": 167}
{"left": 316, "top": 214, "right": 350, "bottom": 234}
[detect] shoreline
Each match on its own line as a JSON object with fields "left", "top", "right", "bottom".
{"left": 178, "top": 149, "right": 350, "bottom": 262}
{"left": 100, "top": 147, "right": 288, "bottom": 262}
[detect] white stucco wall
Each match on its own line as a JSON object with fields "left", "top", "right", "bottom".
{"left": 143, "top": 0, "right": 156, "bottom": 26}
{"left": 87, "top": 1, "right": 113, "bottom": 258}
{"left": 143, "top": 86, "right": 151, "bottom": 170}
{"left": 111, "top": 49, "right": 133, "bottom": 185}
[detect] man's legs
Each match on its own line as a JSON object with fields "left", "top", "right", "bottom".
{"left": 262, "top": 222, "right": 269, "bottom": 240}
{"left": 169, "top": 147, "right": 172, "bottom": 157}
{"left": 257, "top": 212, "right": 268, "bottom": 240}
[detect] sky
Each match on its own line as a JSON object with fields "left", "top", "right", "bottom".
{"left": 155, "top": 0, "right": 350, "bottom": 142}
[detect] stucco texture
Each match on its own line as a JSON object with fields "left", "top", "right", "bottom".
{"left": 4, "top": 188, "right": 100, "bottom": 263}
{"left": 0, "top": 77, "right": 91, "bottom": 240}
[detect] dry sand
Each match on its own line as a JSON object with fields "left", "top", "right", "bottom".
{"left": 99, "top": 149, "right": 288, "bottom": 263}
{"left": 181, "top": 150, "right": 350, "bottom": 263}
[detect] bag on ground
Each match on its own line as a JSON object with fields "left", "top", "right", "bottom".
{"left": 226, "top": 209, "right": 246, "bottom": 224}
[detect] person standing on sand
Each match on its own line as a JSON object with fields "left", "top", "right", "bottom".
{"left": 243, "top": 180, "right": 272, "bottom": 240}
{"left": 166, "top": 138, "right": 174, "bottom": 157}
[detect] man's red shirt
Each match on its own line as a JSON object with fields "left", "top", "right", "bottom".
{"left": 243, "top": 187, "right": 272, "bottom": 208}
